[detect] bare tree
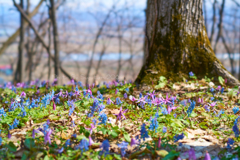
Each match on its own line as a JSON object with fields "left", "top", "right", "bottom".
{"left": 14, "top": 0, "right": 25, "bottom": 83}
{"left": 50, "top": 0, "right": 60, "bottom": 82}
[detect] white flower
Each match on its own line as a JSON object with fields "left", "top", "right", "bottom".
{"left": 15, "top": 95, "right": 21, "bottom": 102}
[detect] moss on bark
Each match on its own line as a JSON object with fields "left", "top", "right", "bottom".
{"left": 136, "top": 2, "right": 234, "bottom": 85}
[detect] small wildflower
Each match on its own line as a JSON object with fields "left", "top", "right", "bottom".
{"left": 130, "top": 137, "right": 139, "bottom": 146}
{"left": 226, "top": 138, "right": 234, "bottom": 149}
{"left": 233, "top": 107, "right": 239, "bottom": 114}
{"left": 115, "top": 107, "right": 128, "bottom": 121}
{"left": 189, "top": 72, "right": 194, "bottom": 77}
{"left": 107, "top": 98, "right": 113, "bottom": 105}
{"left": 98, "top": 113, "right": 108, "bottom": 125}
{"left": 118, "top": 141, "right": 128, "bottom": 157}
{"left": 204, "top": 151, "right": 211, "bottom": 160}
{"left": 75, "top": 139, "right": 89, "bottom": 152}
{"left": 174, "top": 133, "right": 184, "bottom": 142}
{"left": 149, "top": 117, "right": 158, "bottom": 132}
{"left": 58, "top": 147, "right": 64, "bottom": 153}
{"left": 89, "top": 136, "right": 94, "bottom": 146}
{"left": 187, "top": 101, "right": 196, "bottom": 117}
{"left": 100, "top": 140, "right": 110, "bottom": 156}
{"left": 157, "top": 137, "right": 161, "bottom": 148}
{"left": 124, "top": 93, "right": 128, "bottom": 99}
{"left": 116, "top": 97, "right": 122, "bottom": 105}
{"left": 162, "top": 126, "right": 167, "bottom": 133}
{"left": 140, "top": 123, "right": 149, "bottom": 141}
{"left": 44, "top": 129, "right": 52, "bottom": 144}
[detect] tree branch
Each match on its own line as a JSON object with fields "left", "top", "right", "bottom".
{"left": 13, "top": 0, "right": 75, "bottom": 81}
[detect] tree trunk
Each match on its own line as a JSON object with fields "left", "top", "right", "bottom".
{"left": 136, "top": 0, "right": 239, "bottom": 86}
{"left": 50, "top": 0, "right": 60, "bottom": 82}
{"left": 16, "top": 0, "right": 25, "bottom": 83}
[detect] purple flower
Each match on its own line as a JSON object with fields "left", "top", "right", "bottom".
{"left": 106, "top": 98, "right": 113, "bottom": 105}
{"left": 157, "top": 137, "right": 161, "bottom": 148}
{"left": 52, "top": 101, "right": 56, "bottom": 110}
{"left": 124, "top": 93, "right": 128, "bottom": 99}
{"left": 44, "top": 129, "right": 52, "bottom": 144}
{"left": 89, "top": 136, "right": 94, "bottom": 146}
{"left": 32, "top": 129, "right": 39, "bottom": 139}
{"left": 86, "top": 123, "right": 96, "bottom": 134}
{"left": 167, "top": 105, "right": 177, "bottom": 114}
{"left": 185, "top": 148, "right": 196, "bottom": 160}
{"left": 8, "top": 131, "right": 11, "bottom": 139}
{"left": 129, "top": 95, "right": 137, "bottom": 102}
{"left": 20, "top": 91, "right": 26, "bottom": 98}
{"left": 130, "top": 137, "right": 139, "bottom": 146}
{"left": 114, "top": 107, "right": 128, "bottom": 121}
{"left": 204, "top": 151, "right": 211, "bottom": 160}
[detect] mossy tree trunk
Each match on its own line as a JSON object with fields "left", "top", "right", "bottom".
{"left": 136, "top": 0, "right": 239, "bottom": 86}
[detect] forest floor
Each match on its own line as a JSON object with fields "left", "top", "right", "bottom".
{"left": 0, "top": 73, "right": 240, "bottom": 160}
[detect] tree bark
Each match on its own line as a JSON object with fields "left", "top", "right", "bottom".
{"left": 50, "top": 0, "right": 60, "bottom": 82}
{"left": 15, "top": 0, "right": 25, "bottom": 83}
{"left": 136, "top": 0, "right": 239, "bottom": 86}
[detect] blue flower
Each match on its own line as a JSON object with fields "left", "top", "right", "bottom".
{"left": 139, "top": 93, "right": 143, "bottom": 98}
{"left": 233, "top": 117, "right": 240, "bottom": 137}
{"left": 216, "top": 110, "right": 224, "bottom": 117}
{"left": 75, "top": 139, "right": 89, "bottom": 152}
{"left": 125, "top": 88, "right": 129, "bottom": 92}
{"left": 149, "top": 117, "right": 158, "bottom": 132}
{"left": 220, "top": 87, "right": 224, "bottom": 94}
{"left": 189, "top": 72, "right": 194, "bottom": 77}
{"left": 140, "top": 123, "right": 149, "bottom": 141}
{"left": 227, "top": 138, "right": 234, "bottom": 149}
{"left": 100, "top": 140, "right": 110, "bottom": 156}
{"left": 233, "top": 107, "right": 239, "bottom": 114}
{"left": 65, "top": 139, "right": 71, "bottom": 147}
{"left": 98, "top": 113, "right": 108, "bottom": 125}
{"left": 0, "top": 108, "right": 6, "bottom": 117}
{"left": 118, "top": 141, "right": 128, "bottom": 157}
{"left": 0, "top": 137, "right": 2, "bottom": 146}
{"left": 187, "top": 101, "right": 195, "bottom": 117}
{"left": 162, "top": 108, "right": 168, "bottom": 115}
{"left": 97, "top": 104, "right": 105, "bottom": 113}
{"left": 116, "top": 97, "right": 122, "bottom": 105}
{"left": 174, "top": 133, "right": 184, "bottom": 142}
{"left": 162, "top": 126, "right": 167, "bottom": 133}
{"left": 210, "top": 97, "right": 214, "bottom": 101}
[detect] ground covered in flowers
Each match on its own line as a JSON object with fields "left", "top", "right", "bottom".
{"left": 0, "top": 73, "right": 240, "bottom": 159}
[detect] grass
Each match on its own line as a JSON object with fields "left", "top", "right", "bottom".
{"left": 0, "top": 73, "right": 240, "bottom": 159}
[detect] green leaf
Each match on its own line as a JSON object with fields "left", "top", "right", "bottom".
{"left": 160, "top": 76, "right": 167, "bottom": 82}
{"left": 109, "top": 130, "right": 119, "bottom": 138}
{"left": 156, "top": 150, "right": 169, "bottom": 157}
{"left": 123, "top": 133, "right": 131, "bottom": 142}
{"left": 24, "top": 138, "right": 35, "bottom": 150}
{"left": 113, "top": 154, "right": 122, "bottom": 160}
{"left": 97, "top": 127, "right": 108, "bottom": 135}
{"left": 162, "top": 150, "right": 180, "bottom": 160}
{"left": 218, "top": 76, "right": 224, "bottom": 85}
{"left": 6, "top": 142, "right": 17, "bottom": 152}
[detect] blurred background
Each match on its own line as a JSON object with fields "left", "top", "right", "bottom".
{"left": 0, "top": 0, "right": 239, "bottom": 85}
